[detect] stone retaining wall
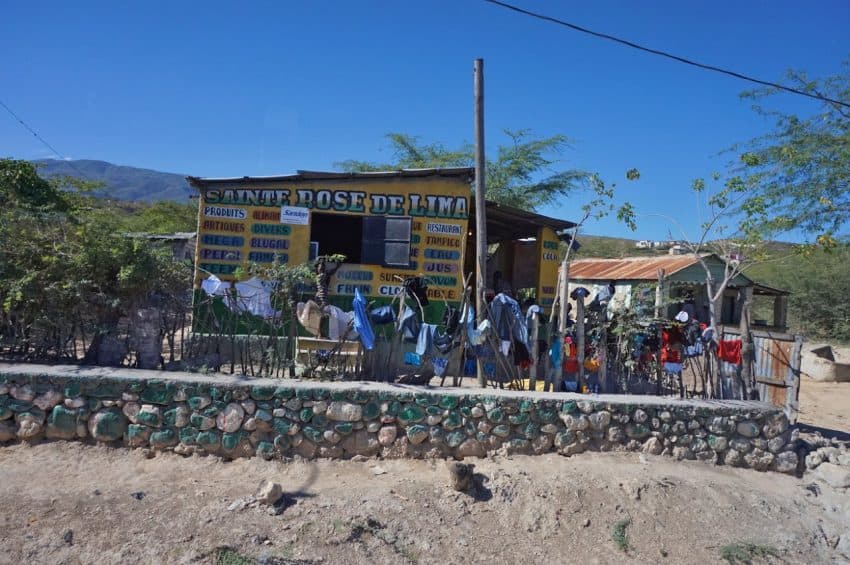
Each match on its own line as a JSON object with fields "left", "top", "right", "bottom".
{"left": 0, "top": 364, "right": 799, "bottom": 474}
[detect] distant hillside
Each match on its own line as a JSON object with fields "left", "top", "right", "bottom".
{"left": 32, "top": 159, "right": 194, "bottom": 202}
{"left": 574, "top": 234, "right": 799, "bottom": 259}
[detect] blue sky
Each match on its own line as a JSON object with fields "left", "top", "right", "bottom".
{"left": 2, "top": 0, "right": 848, "bottom": 240}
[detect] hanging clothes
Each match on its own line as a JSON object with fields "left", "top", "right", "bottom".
{"left": 296, "top": 300, "right": 322, "bottom": 336}
{"left": 397, "top": 305, "right": 420, "bottom": 342}
{"left": 718, "top": 340, "right": 742, "bottom": 364}
{"left": 489, "top": 293, "right": 528, "bottom": 347}
{"left": 403, "top": 276, "right": 429, "bottom": 307}
{"left": 234, "top": 277, "right": 278, "bottom": 318}
{"left": 352, "top": 289, "right": 375, "bottom": 350}
{"left": 324, "top": 305, "right": 357, "bottom": 341}
{"left": 369, "top": 305, "right": 395, "bottom": 325}
{"left": 432, "top": 357, "right": 449, "bottom": 377}
{"left": 416, "top": 323, "right": 438, "bottom": 356}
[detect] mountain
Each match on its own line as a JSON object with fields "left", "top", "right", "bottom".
{"left": 32, "top": 159, "right": 194, "bottom": 202}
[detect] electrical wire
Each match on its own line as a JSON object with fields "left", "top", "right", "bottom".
{"left": 483, "top": 0, "right": 850, "bottom": 110}
{"left": 0, "top": 98, "right": 67, "bottom": 159}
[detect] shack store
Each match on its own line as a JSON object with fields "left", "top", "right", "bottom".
{"left": 188, "top": 168, "right": 573, "bottom": 323}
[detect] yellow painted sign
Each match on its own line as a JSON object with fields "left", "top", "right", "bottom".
{"left": 194, "top": 177, "right": 470, "bottom": 304}
{"left": 536, "top": 226, "right": 560, "bottom": 313}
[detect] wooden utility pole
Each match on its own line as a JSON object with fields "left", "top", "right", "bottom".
{"left": 473, "top": 58, "right": 488, "bottom": 387}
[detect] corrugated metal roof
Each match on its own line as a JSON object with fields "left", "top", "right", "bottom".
{"left": 569, "top": 255, "right": 706, "bottom": 280}
{"left": 187, "top": 167, "right": 475, "bottom": 186}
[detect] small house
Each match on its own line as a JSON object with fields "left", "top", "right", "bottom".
{"left": 567, "top": 254, "right": 789, "bottom": 330}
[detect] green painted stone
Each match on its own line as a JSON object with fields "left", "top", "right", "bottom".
{"left": 196, "top": 430, "right": 220, "bottom": 449}
{"left": 0, "top": 406, "right": 11, "bottom": 420}
{"left": 377, "top": 391, "right": 392, "bottom": 401}
{"left": 406, "top": 424, "right": 429, "bottom": 444}
{"left": 387, "top": 401, "right": 402, "bottom": 417}
{"left": 330, "top": 390, "right": 347, "bottom": 401}
{"left": 136, "top": 409, "right": 161, "bottom": 427}
{"left": 491, "top": 424, "right": 511, "bottom": 438}
{"left": 273, "top": 435, "right": 291, "bottom": 452}
{"left": 519, "top": 399, "right": 535, "bottom": 413}
{"left": 179, "top": 426, "right": 198, "bottom": 445}
{"left": 464, "top": 420, "right": 476, "bottom": 436}
{"left": 63, "top": 381, "right": 81, "bottom": 398}
{"left": 255, "top": 409, "right": 273, "bottom": 422}
{"left": 430, "top": 427, "right": 445, "bottom": 443}
{"left": 296, "top": 389, "right": 312, "bottom": 400}
{"left": 6, "top": 396, "right": 32, "bottom": 412}
{"left": 508, "top": 438, "right": 530, "bottom": 450}
{"left": 537, "top": 408, "right": 558, "bottom": 424}
{"left": 446, "top": 430, "right": 467, "bottom": 448}
{"left": 140, "top": 384, "right": 173, "bottom": 405}
{"left": 313, "top": 389, "right": 330, "bottom": 401}
{"left": 415, "top": 393, "right": 434, "bottom": 407}
{"left": 21, "top": 407, "right": 45, "bottom": 421}
{"left": 221, "top": 431, "right": 242, "bottom": 451}
{"left": 561, "top": 401, "right": 578, "bottom": 414}
{"left": 475, "top": 431, "right": 488, "bottom": 443}
{"left": 189, "top": 413, "right": 209, "bottom": 428}
{"left": 438, "top": 396, "right": 459, "bottom": 410}
{"left": 520, "top": 422, "right": 540, "bottom": 440}
{"left": 362, "top": 402, "right": 380, "bottom": 420}
{"left": 274, "top": 387, "right": 294, "bottom": 400}
{"left": 425, "top": 405, "right": 442, "bottom": 416}
{"left": 303, "top": 426, "right": 323, "bottom": 443}
{"left": 299, "top": 408, "right": 313, "bottom": 423}
{"left": 312, "top": 414, "right": 328, "bottom": 429}
{"left": 486, "top": 408, "right": 504, "bottom": 423}
{"left": 187, "top": 396, "right": 210, "bottom": 410}
{"left": 509, "top": 412, "right": 530, "bottom": 426}
{"left": 555, "top": 430, "right": 576, "bottom": 447}
{"left": 150, "top": 428, "right": 177, "bottom": 448}
{"left": 87, "top": 398, "right": 101, "bottom": 411}
{"left": 398, "top": 404, "right": 426, "bottom": 425}
{"left": 87, "top": 381, "right": 125, "bottom": 399}
{"left": 162, "top": 408, "right": 182, "bottom": 427}
{"left": 257, "top": 441, "right": 275, "bottom": 459}
{"left": 273, "top": 419, "right": 293, "bottom": 435}
{"left": 460, "top": 405, "right": 474, "bottom": 418}
{"left": 48, "top": 405, "right": 77, "bottom": 435}
{"left": 397, "top": 392, "right": 414, "bottom": 403}
{"left": 348, "top": 390, "right": 371, "bottom": 404}
{"left": 203, "top": 406, "right": 220, "bottom": 418}
{"left": 127, "top": 381, "right": 145, "bottom": 393}
{"left": 250, "top": 386, "right": 275, "bottom": 401}
{"left": 127, "top": 424, "right": 150, "bottom": 442}
{"left": 442, "top": 411, "right": 463, "bottom": 430}
{"left": 334, "top": 422, "right": 353, "bottom": 435}
{"left": 208, "top": 387, "right": 223, "bottom": 400}
{"left": 90, "top": 408, "right": 127, "bottom": 441}
{"left": 625, "top": 423, "right": 651, "bottom": 439}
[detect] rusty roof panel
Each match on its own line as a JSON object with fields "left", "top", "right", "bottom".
{"left": 568, "top": 256, "right": 702, "bottom": 280}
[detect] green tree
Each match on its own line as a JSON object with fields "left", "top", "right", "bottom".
{"left": 736, "top": 62, "right": 850, "bottom": 243}
{"left": 337, "top": 130, "right": 590, "bottom": 210}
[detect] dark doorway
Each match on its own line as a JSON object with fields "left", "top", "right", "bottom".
{"left": 310, "top": 213, "right": 363, "bottom": 262}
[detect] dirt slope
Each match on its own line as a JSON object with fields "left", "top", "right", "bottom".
{"left": 1, "top": 442, "right": 848, "bottom": 564}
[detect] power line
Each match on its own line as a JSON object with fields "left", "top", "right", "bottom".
{"left": 483, "top": 0, "right": 850, "bottom": 110}
{"left": 0, "top": 99, "right": 67, "bottom": 159}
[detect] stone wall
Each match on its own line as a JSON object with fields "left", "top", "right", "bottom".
{"left": 0, "top": 364, "right": 799, "bottom": 474}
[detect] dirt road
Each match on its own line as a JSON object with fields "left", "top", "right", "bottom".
{"left": 1, "top": 442, "right": 848, "bottom": 564}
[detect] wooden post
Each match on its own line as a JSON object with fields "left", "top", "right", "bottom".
{"left": 529, "top": 312, "right": 539, "bottom": 391}
{"left": 598, "top": 323, "right": 607, "bottom": 393}
{"left": 552, "top": 261, "right": 569, "bottom": 393}
{"left": 773, "top": 295, "right": 788, "bottom": 330}
{"left": 739, "top": 286, "right": 754, "bottom": 399}
{"left": 575, "top": 295, "right": 586, "bottom": 391}
{"left": 473, "top": 58, "right": 488, "bottom": 388}
{"left": 654, "top": 268, "right": 665, "bottom": 318}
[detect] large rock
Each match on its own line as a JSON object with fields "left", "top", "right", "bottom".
{"left": 255, "top": 480, "right": 283, "bottom": 505}
{"left": 326, "top": 402, "right": 362, "bottom": 422}
{"left": 340, "top": 430, "right": 380, "bottom": 456}
{"left": 456, "top": 438, "right": 485, "bottom": 458}
{"left": 33, "top": 390, "right": 63, "bottom": 411}
{"left": 217, "top": 403, "right": 245, "bottom": 433}
{"left": 46, "top": 406, "right": 78, "bottom": 440}
{"left": 736, "top": 421, "right": 760, "bottom": 438}
{"left": 378, "top": 426, "right": 397, "bottom": 446}
{"left": 16, "top": 414, "right": 42, "bottom": 440}
{"left": 588, "top": 411, "right": 611, "bottom": 431}
{"left": 815, "top": 463, "right": 850, "bottom": 488}
{"left": 642, "top": 437, "right": 663, "bottom": 455}
{"left": 88, "top": 408, "right": 127, "bottom": 442}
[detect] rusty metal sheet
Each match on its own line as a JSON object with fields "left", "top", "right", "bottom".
{"left": 569, "top": 256, "right": 702, "bottom": 281}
